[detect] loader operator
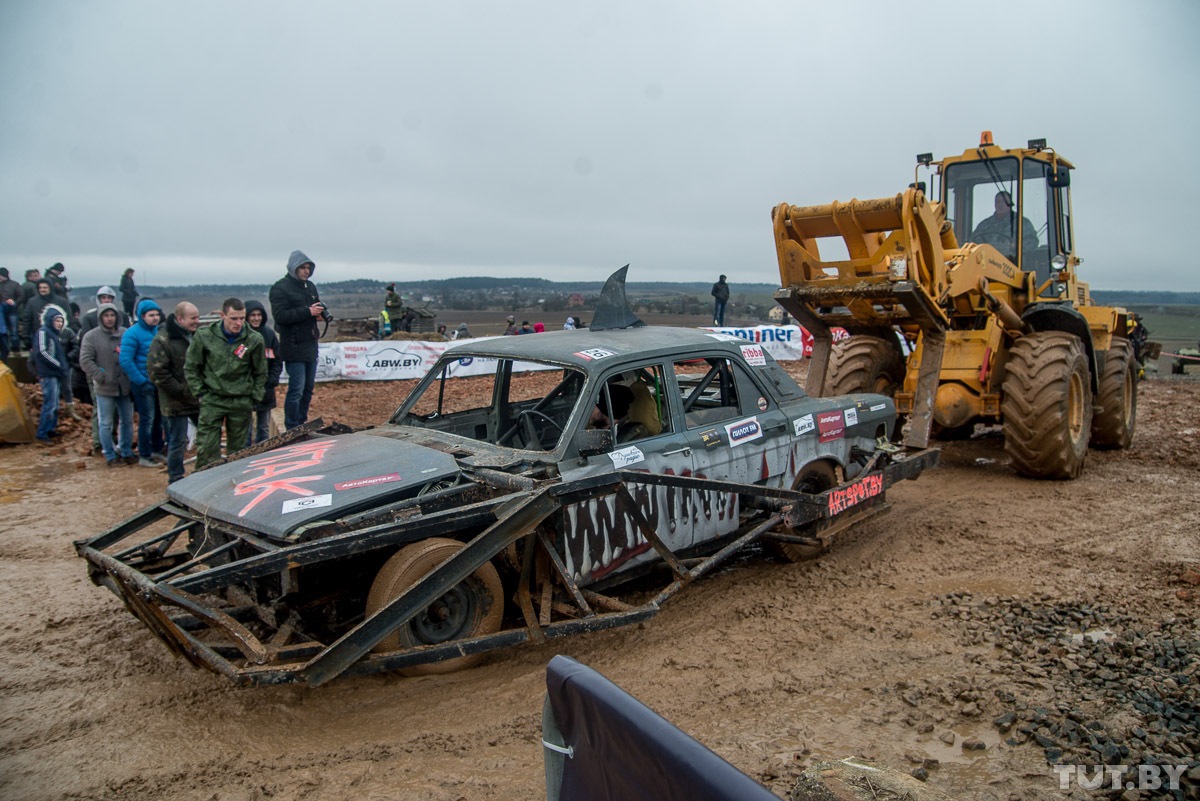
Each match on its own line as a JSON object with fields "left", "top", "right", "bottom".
{"left": 971, "top": 191, "right": 1038, "bottom": 263}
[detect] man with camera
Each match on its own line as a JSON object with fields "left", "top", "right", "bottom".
{"left": 270, "top": 250, "right": 326, "bottom": 430}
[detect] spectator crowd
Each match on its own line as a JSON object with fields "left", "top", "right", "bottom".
{"left": 6, "top": 250, "right": 600, "bottom": 483}
{"left": 11, "top": 252, "right": 314, "bottom": 484}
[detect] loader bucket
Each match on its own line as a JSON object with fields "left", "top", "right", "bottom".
{"left": 772, "top": 188, "right": 954, "bottom": 449}
{"left": 772, "top": 188, "right": 952, "bottom": 330}
{"left": 0, "top": 363, "right": 36, "bottom": 444}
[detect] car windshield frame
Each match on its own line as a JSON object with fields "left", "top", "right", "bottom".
{"left": 390, "top": 352, "right": 589, "bottom": 454}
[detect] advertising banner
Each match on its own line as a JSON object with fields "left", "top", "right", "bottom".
{"left": 305, "top": 325, "right": 811, "bottom": 383}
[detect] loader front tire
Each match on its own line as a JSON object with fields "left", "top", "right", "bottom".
{"left": 1001, "top": 332, "right": 1093, "bottom": 480}
{"left": 366, "top": 537, "right": 504, "bottom": 676}
{"left": 826, "top": 336, "right": 905, "bottom": 398}
{"left": 1091, "top": 340, "right": 1137, "bottom": 449}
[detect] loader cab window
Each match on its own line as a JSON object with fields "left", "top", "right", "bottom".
{"left": 1021, "top": 158, "right": 1055, "bottom": 289}
{"left": 1022, "top": 158, "right": 1070, "bottom": 296}
{"left": 945, "top": 157, "right": 1035, "bottom": 265}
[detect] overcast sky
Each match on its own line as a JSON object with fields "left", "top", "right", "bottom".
{"left": 2, "top": 1, "right": 1197, "bottom": 291}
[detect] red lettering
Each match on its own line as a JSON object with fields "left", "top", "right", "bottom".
{"left": 234, "top": 440, "right": 337, "bottom": 517}
{"left": 827, "top": 473, "right": 884, "bottom": 516}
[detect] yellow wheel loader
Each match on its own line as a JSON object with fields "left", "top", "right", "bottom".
{"left": 772, "top": 132, "right": 1135, "bottom": 479}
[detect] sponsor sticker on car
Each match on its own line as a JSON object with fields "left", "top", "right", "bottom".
{"left": 794, "top": 413, "right": 815, "bottom": 436}
{"left": 869, "top": 403, "right": 887, "bottom": 412}
{"left": 335, "top": 473, "right": 402, "bottom": 491}
{"left": 817, "top": 410, "right": 845, "bottom": 442}
{"left": 282, "top": 494, "right": 333, "bottom": 514}
{"left": 608, "top": 446, "right": 646, "bottom": 468}
{"left": 740, "top": 344, "right": 767, "bottom": 367}
{"left": 844, "top": 407, "right": 858, "bottom": 426}
{"left": 699, "top": 428, "right": 723, "bottom": 449}
{"left": 574, "top": 348, "right": 616, "bottom": 361}
{"left": 826, "top": 472, "right": 884, "bottom": 515}
{"left": 724, "top": 417, "right": 763, "bottom": 446}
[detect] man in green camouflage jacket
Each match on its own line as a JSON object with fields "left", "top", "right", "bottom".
{"left": 184, "top": 298, "right": 266, "bottom": 469}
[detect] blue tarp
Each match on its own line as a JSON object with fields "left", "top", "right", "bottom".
{"left": 544, "top": 655, "right": 778, "bottom": 801}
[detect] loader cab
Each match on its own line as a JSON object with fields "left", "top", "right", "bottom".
{"left": 940, "top": 143, "right": 1076, "bottom": 299}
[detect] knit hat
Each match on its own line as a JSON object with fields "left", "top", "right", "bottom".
{"left": 386, "top": 283, "right": 395, "bottom": 292}
{"left": 47, "top": 262, "right": 65, "bottom": 275}
{"left": 0, "top": 268, "right": 8, "bottom": 278}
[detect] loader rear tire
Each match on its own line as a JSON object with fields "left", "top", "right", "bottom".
{"left": 1091, "top": 340, "right": 1137, "bottom": 449}
{"left": 1001, "top": 332, "right": 1093, "bottom": 480}
{"left": 366, "top": 537, "right": 504, "bottom": 676}
{"left": 826, "top": 336, "right": 905, "bottom": 398}
{"left": 770, "top": 460, "right": 839, "bottom": 562}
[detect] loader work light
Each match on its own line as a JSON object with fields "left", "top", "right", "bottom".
{"left": 1028, "top": 138, "right": 1047, "bottom": 151}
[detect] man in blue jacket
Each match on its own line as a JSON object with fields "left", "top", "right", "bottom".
{"left": 120, "top": 298, "right": 166, "bottom": 467}
{"left": 32, "top": 305, "right": 68, "bottom": 442}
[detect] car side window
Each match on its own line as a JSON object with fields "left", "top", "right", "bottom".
{"left": 590, "top": 365, "right": 671, "bottom": 444}
{"left": 674, "top": 357, "right": 745, "bottom": 428}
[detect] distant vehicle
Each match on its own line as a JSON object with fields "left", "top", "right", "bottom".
{"left": 76, "top": 269, "right": 935, "bottom": 686}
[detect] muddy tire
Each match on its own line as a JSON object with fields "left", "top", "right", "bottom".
{"left": 1001, "top": 332, "right": 1093, "bottom": 479}
{"left": 825, "top": 336, "right": 905, "bottom": 398}
{"left": 366, "top": 537, "right": 504, "bottom": 676}
{"left": 770, "top": 460, "right": 839, "bottom": 562}
{"left": 1091, "top": 340, "right": 1137, "bottom": 449}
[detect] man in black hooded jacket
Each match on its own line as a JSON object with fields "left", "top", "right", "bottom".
{"left": 269, "top": 249, "right": 323, "bottom": 430}
{"left": 244, "top": 299, "right": 283, "bottom": 444}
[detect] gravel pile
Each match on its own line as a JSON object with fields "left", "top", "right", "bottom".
{"left": 930, "top": 592, "right": 1198, "bottom": 799}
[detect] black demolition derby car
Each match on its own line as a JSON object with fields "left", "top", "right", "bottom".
{"left": 76, "top": 270, "right": 937, "bottom": 686}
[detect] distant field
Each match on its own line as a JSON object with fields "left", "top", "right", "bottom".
{"left": 1125, "top": 305, "right": 1200, "bottom": 364}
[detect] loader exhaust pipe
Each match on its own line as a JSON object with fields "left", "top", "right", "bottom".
{"left": 977, "top": 278, "right": 1028, "bottom": 337}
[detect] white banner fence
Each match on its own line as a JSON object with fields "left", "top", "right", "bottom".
{"left": 307, "top": 325, "right": 832, "bottom": 383}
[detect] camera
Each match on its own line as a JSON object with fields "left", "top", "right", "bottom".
{"left": 316, "top": 302, "right": 333, "bottom": 323}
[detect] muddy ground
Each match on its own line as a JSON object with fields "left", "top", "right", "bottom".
{"left": 1, "top": 367, "right": 1197, "bottom": 801}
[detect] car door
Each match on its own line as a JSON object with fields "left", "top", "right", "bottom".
{"left": 556, "top": 361, "right": 696, "bottom": 587}
{"left": 671, "top": 353, "right": 792, "bottom": 547}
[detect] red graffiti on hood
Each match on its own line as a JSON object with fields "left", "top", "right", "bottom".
{"left": 234, "top": 440, "right": 336, "bottom": 517}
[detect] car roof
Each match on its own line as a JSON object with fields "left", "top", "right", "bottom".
{"left": 444, "top": 326, "right": 750, "bottom": 370}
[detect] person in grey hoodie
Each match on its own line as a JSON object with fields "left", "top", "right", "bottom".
{"left": 80, "top": 303, "right": 135, "bottom": 466}
{"left": 269, "top": 249, "right": 324, "bottom": 430}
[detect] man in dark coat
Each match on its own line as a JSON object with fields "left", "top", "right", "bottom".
{"left": 148, "top": 302, "right": 202, "bottom": 483}
{"left": 269, "top": 249, "right": 323, "bottom": 430}
{"left": 244, "top": 300, "right": 283, "bottom": 445}
{"left": 711, "top": 274, "right": 730, "bottom": 326}
{"left": 119, "top": 268, "right": 138, "bottom": 318}
{"left": 31, "top": 305, "right": 68, "bottom": 442}
{"left": 0, "top": 267, "right": 20, "bottom": 351}
{"left": 21, "top": 279, "right": 57, "bottom": 350}
{"left": 45, "top": 263, "right": 70, "bottom": 310}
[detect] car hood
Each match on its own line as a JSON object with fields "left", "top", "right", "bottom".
{"left": 166, "top": 432, "right": 460, "bottom": 539}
